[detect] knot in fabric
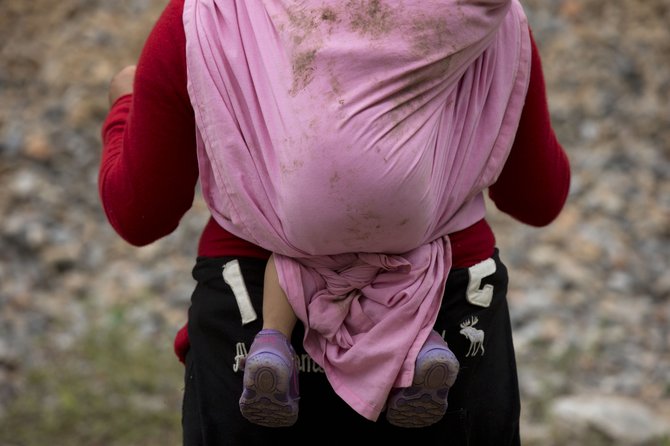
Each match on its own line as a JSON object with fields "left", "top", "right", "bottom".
{"left": 307, "top": 253, "right": 411, "bottom": 345}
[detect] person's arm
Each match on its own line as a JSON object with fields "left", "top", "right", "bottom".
{"left": 488, "top": 29, "right": 571, "bottom": 227}
{"left": 99, "top": 0, "right": 196, "bottom": 246}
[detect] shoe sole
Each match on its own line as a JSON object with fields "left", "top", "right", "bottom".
{"left": 239, "top": 351, "right": 299, "bottom": 428}
{"left": 386, "top": 347, "right": 459, "bottom": 428}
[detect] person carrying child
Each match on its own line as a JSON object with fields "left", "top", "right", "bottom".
{"left": 100, "top": 0, "right": 570, "bottom": 443}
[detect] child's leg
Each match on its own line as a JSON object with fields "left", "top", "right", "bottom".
{"left": 262, "top": 254, "right": 298, "bottom": 339}
{"left": 240, "top": 254, "right": 300, "bottom": 427}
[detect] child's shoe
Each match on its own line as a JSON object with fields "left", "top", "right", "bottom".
{"left": 239, "top": 329, "right": 300, "bottom": 427}
{"left": 386, "top": 331, "right": 459, "bottom": 428}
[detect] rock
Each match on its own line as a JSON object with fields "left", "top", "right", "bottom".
{"left": 550, "top": 394, "right": 670, "bottom": 445}
{"left": 22, "top": 132, "right": 53, "bottom": 161}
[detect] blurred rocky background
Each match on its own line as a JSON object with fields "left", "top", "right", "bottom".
{"left": 0, "top": 0, "right": 668, "bottom": 444}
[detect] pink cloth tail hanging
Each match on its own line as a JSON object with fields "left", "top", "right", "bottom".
{"left": 183, "top": 0, "right": 531, "bottom": 421}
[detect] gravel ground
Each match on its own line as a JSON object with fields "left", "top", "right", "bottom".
{"left": 1, "top": 0, "right": 669, "bottom": 444}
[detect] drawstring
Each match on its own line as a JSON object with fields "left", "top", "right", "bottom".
{"left": 233, "top": 341, "right": 248, "bottom": 372}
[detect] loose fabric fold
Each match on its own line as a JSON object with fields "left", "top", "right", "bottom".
{"left": 184, "top": 0, "right": 531, "bottom": 420}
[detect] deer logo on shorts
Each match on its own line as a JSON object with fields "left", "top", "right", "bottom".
{"left": 460, "top": 316, "right": 485, "bottom": 357}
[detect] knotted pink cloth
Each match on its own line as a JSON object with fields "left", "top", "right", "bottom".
{"left": 184, "top": 0, "right": 530, "bottom": 420}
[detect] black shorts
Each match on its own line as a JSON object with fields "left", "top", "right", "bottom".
{"left": 182, "top": 249, "right": 520, "bottom": 446}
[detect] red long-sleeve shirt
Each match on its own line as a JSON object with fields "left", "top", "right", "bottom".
{"left": 99, "top": 0, "right": 570, "bottom": 361}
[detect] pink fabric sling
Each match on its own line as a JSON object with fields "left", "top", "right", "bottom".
{"left": 183, "top": 0, "right": 531, "bottom": 421}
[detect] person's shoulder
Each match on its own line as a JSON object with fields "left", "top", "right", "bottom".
{"left": 167, "top": 0, "right": 186, "bottom": 13}
{"left": 138, "top": 0, "right": 187, "bottom": 81}
{"left": 150, "top": 0, "right": 186, "bottom": 42}
{"left": 162, "top": 0, "right": 186, "bottom": 22}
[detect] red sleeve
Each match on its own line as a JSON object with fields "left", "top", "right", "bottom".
{"left": 488, "top": 30, "right": 571, "bottom": 227}
{"left": 99, "top": 0, "right": 196, "bottom": 246}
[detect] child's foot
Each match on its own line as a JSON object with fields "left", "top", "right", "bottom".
{"left": 239, "top": 329, "right": 300, "bottom": 427}
{"left": 385, "top": 331, "right": 459, "bottom": 428}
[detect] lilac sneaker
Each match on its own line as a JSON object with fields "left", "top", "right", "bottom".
{"left": 239, "top": 329, "right": 300, "bottom": 427}
{"left": 386, "top": 331, "right": 459, "bottom": 428}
